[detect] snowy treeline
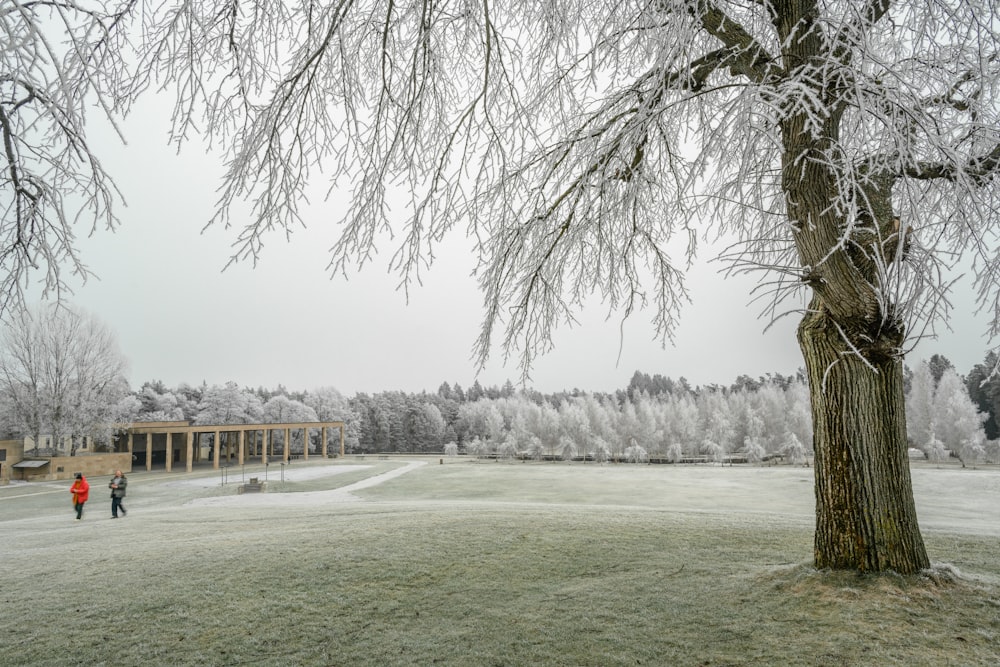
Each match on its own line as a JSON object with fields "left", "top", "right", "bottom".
{"left": 7, "top": 352, "right": 997, "bottom": 466}
{"left": 116, "top": 362, "right": 1000, "bottom": 466}
{"left": 442, "top": 381, "right": 813, "bottom": 463}
{"left": 127, "top": 374, "right": 815, "bottom": 462}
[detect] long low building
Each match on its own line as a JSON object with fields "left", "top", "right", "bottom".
{"left": 123, "top": 420, "right": 347, "bottom": 472}
{"left": 0, "top": 420, "right": 346, "bottom": 482}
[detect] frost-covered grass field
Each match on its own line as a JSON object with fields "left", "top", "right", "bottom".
{"left": 1, "top": 458, "right": 998, "bottom": 666}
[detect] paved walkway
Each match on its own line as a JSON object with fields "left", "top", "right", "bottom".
{"left": 185, "top": 459, "right": 427, "bottom": 508}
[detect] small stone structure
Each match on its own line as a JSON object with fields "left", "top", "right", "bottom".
{"left": 238, "top": 477, "right": 267, "bottom": 494}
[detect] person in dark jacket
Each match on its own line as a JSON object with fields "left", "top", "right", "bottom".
{"left": 109, "top": 470, "right": 127, "bottom": 518}
{"left": 69, "top": 473, "right": 89, "bottom": 520}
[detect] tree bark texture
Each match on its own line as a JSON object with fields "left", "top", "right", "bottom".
{"left": 798, "top": 299, "right": 930, "bottom": 573}
{"left": 772, "top": 0, "right": 931, "bottom": 573}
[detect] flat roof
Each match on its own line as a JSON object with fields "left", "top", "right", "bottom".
{"left": 13, "top": 460, "right": 50, "bottom": 468}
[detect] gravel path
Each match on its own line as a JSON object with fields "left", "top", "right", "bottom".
{"left": 184, "top": 459, "right": 427, "bottom": 508}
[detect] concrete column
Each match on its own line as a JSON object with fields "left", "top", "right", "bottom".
{"left": 213, "top": 430, "right": 221, "bottom": 469}
{"left": 322, "top": 427, "right": 328, "bottom": 458}
{"left": 165, "top": 433, "right": 173, "bottom": 473}
{"left": 303, "top": 428, "right": 310, "bottom": 460}
{"left": 146, "top": 434, "right": 152, "bottom": 472}
{"left": 283, "top": 428, "right": 290, "bottom": 462}
{"left": 185, "top": 431, "right": 194, "bottom": 473}
{"left": 238, "top": 429, "right": 245, "bottom": 466}
{"left": 262, "top": 430, "right": 268, "bottom": 465}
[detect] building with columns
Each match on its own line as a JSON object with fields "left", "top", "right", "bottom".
{"left": 124, "top": 420, "right": 347, "bottom": 473}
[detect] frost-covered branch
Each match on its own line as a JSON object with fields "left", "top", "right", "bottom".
{"left": 0, "top": 0, "right": 133, "bottom": 317}
{"left": 5, "top": 0, "right": 1000, "bottom": 378}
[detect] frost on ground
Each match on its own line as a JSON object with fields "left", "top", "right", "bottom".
{"left": 172, "top": 462, "right": 374, "bottom": 488}
{"left": 185, "top": 460, "right": 427, "bottom": 508}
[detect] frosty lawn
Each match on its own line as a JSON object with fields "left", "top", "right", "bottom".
{"left": 1, "top": 459, "right": 997, "bottom": 666}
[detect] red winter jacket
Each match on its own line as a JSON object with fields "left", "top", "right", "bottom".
{"left": 70, "top": 476, "right": 90, "bottom": 504}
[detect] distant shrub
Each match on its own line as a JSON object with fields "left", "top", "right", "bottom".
{"left": 742, "top": 437, "right": 765, "bottom": 464}
{"left": 558, "top": 436, "right": 577, "bottom": 461}
{"left": 624, "top": 444, "right": 649, "bottom": 464}
{"left": 497, "top": 439, "right": 518, "bottom": 461}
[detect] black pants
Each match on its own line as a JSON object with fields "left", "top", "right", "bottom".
{"left": 74, "top": 502, "right": 85, "bottom": 519}
{"left": 111, "top": 496, "right": 126, "bottom": 517}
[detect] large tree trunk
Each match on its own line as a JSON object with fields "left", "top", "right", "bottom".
{"left": 799, "top": 300, "right": 930, "bottom": 573}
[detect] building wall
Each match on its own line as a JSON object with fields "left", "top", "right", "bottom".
{"left": 13, "top": 452, "right": 133, "bottom": 482}
{"left": 0, "top": 439, "right": 26, "bottom": 485}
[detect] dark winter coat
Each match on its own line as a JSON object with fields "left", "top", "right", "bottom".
{"left": 109, "top": 475, "right": 127, "bottom": 498}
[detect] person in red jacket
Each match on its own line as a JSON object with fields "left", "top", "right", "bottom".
{"left": 69, "top": 473, "right": 90, "bottom": 520}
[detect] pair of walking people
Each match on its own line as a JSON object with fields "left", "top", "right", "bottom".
{"left": 68, "top": 470, "right": 128, "bottom": 520}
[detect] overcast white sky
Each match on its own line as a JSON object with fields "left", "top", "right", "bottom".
{"left": 48, "top": 99, "right": 995, "bottom": 396}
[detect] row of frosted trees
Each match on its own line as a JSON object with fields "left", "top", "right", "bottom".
{"left": 3, "top": 302, "right": 992, "bottom": 465}
{"left": 128, "top": 376, "right": 814, "bottom": 461}
{"left": 448, "top": 383, "right": 813, "bottom": 463}
{"left": 344, "top": 378, "right": 816, "bottom": 463}
{"left": 123, "top": 361, "right": 998, "bottom": 465}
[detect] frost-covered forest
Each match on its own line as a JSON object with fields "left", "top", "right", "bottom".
{"left": 96, "top": 353, "right": 1000, "bottom": 467}
{"left": 1, "top": 302, "right": 994, "bottom": 466}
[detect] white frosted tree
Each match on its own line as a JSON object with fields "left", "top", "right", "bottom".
{"left": 700, "top": 392, "right": 736, "bottom": 457}
{"left": 304, "top": 386, "right": 361, "bottom": 451}
{"left": 780, "top": 430, "right": 808, "bottom": 466}
{"left": 784, "top": 381, "right": 813, "bottom": 456}
{"left": 624, "top": 442, "right": 649, "bottom": 464}
{"left": 557, "top": 435, "right": 578, "bottom": 462}
{"left": 667, "top": 394, "right": 701, "bottom": 456}
{"left": 742, "top": 436, "right": 766, "bottom": 465}
{"left": 535, "top": 403, "right": 563, "bottom": 459}
{"left": 467, "top": 436, "right": 488, "bottom": 460}
{"left": 582, "top": 395, "right": 616, "bottom": 455}
{"left": 0, "top": 304, "right": 131, "bottom": 453}
{"left": 262, "top": 395, "right": 319, "bottom": 454}
{"left": 408, "top": 403, "right": 447, "bottom": 452}
{"left": 754, "top": 382, "right": 791, "bottom": 454}
{"left": 592, "top": 438, "right": 611, "bottom": 464}
{"left": 196, "top": 382, "right": 264, "bottom": 426}
{"left": 137, "top": 385, "right": 185, "bottom": 422}
{"left": 559, "top": 400, "right": 591, "bottom": 459}
{"left": 905, "top": 362, "right": 938, "bottom": 451}
{"left": 700, "top": 439, "right": 725, "bottom": 465}
{"left": 496, "top": 437, "right": 518, "bottom": 462}
{"left": 925, "top": 437, "right": 948, "bottom": 466}
{"left": 457, "top": 399, "right": 506, "bottom": 452}
{"left": 525, "top": 435, "right": 544, "bottom": 461}
{"left": 11, "top": 0, "right": 1000, "bottom": 573}
{"left": 933, "top": 369, "right": 987, "bottom": 467}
